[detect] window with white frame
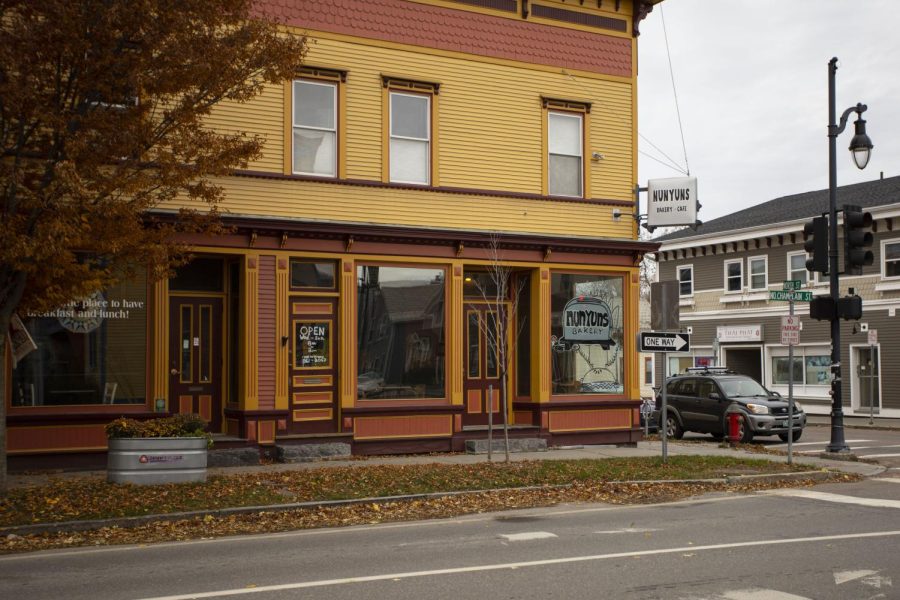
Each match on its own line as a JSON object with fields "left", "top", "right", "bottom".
{"left": 883, "top": 240, "right": 900, "bottom": 278}
{"left": 548, "top": 111, "right": 583, "bottom": 197}
{"left": 787, "top": 252, "right": 809, "bottom": 286}
{"left": 389, "top": 91, "right": 430, "bottom": 184}
{"left": 748, "top": 256, "right": 767, "bottom": 291}
{"left": 677, "top": 265, "right": 693, "bottom": 297}
{"left": 771, "top": 350, "right": 830, "bottom": 386}
{"left": 293, "top": 80, "right": 337, "bottom": 177}
{"left": 724, "top": 259, "right": 742, "bottom": 292}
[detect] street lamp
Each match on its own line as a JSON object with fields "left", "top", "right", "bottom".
{"left": 826, "top": 57, "right": 873, "bottom": 453}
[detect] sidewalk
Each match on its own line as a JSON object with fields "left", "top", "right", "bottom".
{"left": 8, "top": 438, "right": 885, "bottom": 490}
{"left": 806, "top": 414, "right": 899, "bottom": 429}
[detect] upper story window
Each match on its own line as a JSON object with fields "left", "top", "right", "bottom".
{"left": 678, "top": 265, "right": 693, "bottom": 297}
{"left": 548, "top": 111, "right": 583, "bottom": 197}
{"left": 787, "top": 251, "right": 809, "bottom": 286}
{"left": 389, "top": 91, "right": 431, "bottom": 184}
{"left": 293, "top": 79, "right": 338, "bottom": 177}
{"left": 882, "top": 240, "right": 900, "bottom": 278}
{"left": 383, "top": 75, "right": 439, "bottom": 186}
{"left": 748, "top": 256, "right": 767, "bottom": 291}
{"left": 724, "top": 259, "right": 742, "bottom": 293}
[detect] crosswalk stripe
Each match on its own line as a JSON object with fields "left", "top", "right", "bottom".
{"left": 500, "top": 531, "right": 557, "bottom": 542}
{"left": 764, "top": 489, "right": 900, "bottom": 509}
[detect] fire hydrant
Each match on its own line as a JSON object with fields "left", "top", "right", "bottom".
{"left": 727, "top": 411, "right": 742, "bottom": 445}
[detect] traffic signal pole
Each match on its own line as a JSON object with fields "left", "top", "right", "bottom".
{"left": 826, "top": 58, "right": 850, "bottom": 453}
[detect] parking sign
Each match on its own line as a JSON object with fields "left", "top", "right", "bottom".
{"left": 781, "top": 315, "right": 800, "bottom": 346}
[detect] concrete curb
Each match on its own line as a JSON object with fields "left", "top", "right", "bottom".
{"left": 0, "top": 469, "right": 845, "bottom": 538}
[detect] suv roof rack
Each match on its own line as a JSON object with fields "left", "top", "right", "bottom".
{"left": 684, "top": 366, "right": 736, "bottom": 374}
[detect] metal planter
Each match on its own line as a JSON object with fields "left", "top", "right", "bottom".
{"left": 107, "top": 437, "right": 208, "bottom": 485}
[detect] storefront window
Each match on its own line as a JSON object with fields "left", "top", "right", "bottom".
{"left": 356, "top": 265, "right": 446, "bottom": 399}
{"left": 770, "top": 352, "right": 830, "bottom": 386}
{"left": 12, "top": 274, "right": 148, "bottom": 406}
{"left": 550, "top": 273, "right": 623, "bottom": 395}
{"left": 772, "top": 357, "right": 803, "bottom": 384}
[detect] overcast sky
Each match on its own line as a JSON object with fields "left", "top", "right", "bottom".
{"left": 636, "top": 0, "right": 900, "bottom": 226}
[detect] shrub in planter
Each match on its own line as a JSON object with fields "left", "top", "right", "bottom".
{"left": 106, "top": 413, "right": 213, "bottom": 447}
{"left": 106, "top": 414, "right": 212, "bottom": 485}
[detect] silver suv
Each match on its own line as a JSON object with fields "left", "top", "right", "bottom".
{"left": 654, "top": 367, "right": 806, "bottom": 443}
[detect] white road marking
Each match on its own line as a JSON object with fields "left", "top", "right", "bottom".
{"left": 720, "top": 590, "right": 810, "bottom": 600}
{"left": 499, "top": 531, "right": 557, "bottom": 542}
{"left": 765, "top": 489, "right": 900, "bottom": 509}
{"left": 772, "top": 439, "right": 873, "bottom": 447}
{"left": 835, "top": 569, "right": 878, "bottom": 585}
{"left": 133, "top": 530, "right": 900, "bottom": 600}
{"left": 594, "top": 527, "right": 660, "bottom": 534}
{"left": 873, "top": 478, "right": 900, "bottom": 484}
{"left": 860, "top": 453, "right": 900, "bottom": 458}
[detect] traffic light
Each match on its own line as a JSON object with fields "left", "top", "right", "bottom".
{"left": 843, "top": 204, "right": 873, "bottom": 275}
{"left": 804, "top": 216, "right": 828, "bottom": 273}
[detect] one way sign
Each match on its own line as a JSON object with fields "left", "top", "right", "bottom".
{"left": 639, "top": 331, "right": 691, "bottom": 353}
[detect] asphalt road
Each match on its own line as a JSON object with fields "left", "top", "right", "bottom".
{"left": 3, "top": 472, "right": 900, "bottom": 599}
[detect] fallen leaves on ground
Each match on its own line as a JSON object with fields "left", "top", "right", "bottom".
{"left": 0, "top": 457, "right": 858, "bottom": 554}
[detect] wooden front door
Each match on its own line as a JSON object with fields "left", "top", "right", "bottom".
{"left": 463, "top": 304, "right": 506, "bottom": 427}
{"left": 287, "top": 297, "right": 339, "bottom": 433}
{"left": 169, "top": 296, "right": 223, "bottom": 431}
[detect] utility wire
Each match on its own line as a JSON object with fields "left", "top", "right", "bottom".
{"left": 639, "top": 149, "right": 687, "bottom": 175}
{"left": 639, "top": 133, "right": 687, "bottom": 174}
{"left": 660, "top": 5, "right": 690, "bottom": 176}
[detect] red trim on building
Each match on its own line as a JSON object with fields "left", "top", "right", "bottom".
{"left": 255, "top": 0, "right": 632, "bottom": 77}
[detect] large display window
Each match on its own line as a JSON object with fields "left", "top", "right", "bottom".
{"left": 551, "top": 272, "right": 624, "bottom": 395}
{"left": 11, "top": 274, "right": 148, "bottom": 407}
{"left": 356, "top": 265, "right": 446, "bottom": 399}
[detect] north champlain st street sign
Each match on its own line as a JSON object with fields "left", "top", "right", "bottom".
{"left": 769, "top": 290, "right": 813, "bottom": 302}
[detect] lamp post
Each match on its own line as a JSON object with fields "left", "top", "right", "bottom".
{"left": 826, "top": 57, "right": 873, "bottom": 453}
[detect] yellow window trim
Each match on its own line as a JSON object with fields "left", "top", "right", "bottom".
{"left": 381, "top": 79, "right": 441, "bottom": 186}
{"left": 541, "top": 99, "right": 591, "bottom": 198}
{"left": 284, "top": 69, "right": 348, "bottom": 179}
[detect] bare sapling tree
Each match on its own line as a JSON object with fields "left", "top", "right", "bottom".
{"left": 467, "top": 234, "right": 527, "bottom": 462}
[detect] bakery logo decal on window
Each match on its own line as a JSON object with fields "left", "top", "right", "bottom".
{"left": 296, "top": 321, "right": 330, "bottom": 368}
{"left": 28, "top": 291, "right": 146, "bottom": 334}
{"left": 560, "top": 296, "right": 615, "bottom": 349}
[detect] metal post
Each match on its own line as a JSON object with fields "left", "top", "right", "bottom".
{"left": 487, "top": 384, "right": 493, "bottom": 462}
{"left": 787, "top": 298, "right": 794, "bottom": 465}
{"left": 826, "top": 57, "right": 850, "bottom": 452}
{"left": 869, "top": 344, "right": 875, "bottom": 425}
{"left": 661, "top": 357, "right": 668, "bottom": 463}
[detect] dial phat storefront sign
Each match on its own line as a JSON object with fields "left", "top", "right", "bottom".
{"left": 716, "top": 324, "right": 763, "bottom": 342}
{"left": 647, "top": 176, "right": 699, "bottom": 228}
{"left": 561, "top": 296, "right": 615, "bottom": 349}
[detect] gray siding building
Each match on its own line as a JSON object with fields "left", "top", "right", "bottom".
{"left": 654, "top": 175, "right": 900, "bottom": 418}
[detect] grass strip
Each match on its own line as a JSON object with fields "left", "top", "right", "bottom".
{"left": 0, "top": 456, "right": 811, "bottom": 527}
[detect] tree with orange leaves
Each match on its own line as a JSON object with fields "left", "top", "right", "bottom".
{"left": 0, "top": 0, "right": 307, "bottom": 492}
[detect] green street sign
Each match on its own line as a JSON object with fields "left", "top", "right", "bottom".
{"left": 769, "top": 290, "right": 813, "bottom": 302}
{"left": 783, "top": 280, "right": 802, "bottom": 291}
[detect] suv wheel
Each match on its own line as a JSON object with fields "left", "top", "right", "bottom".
{"left": 737, "top": 414, "right": 754, "bottom": 443}
{"left": 664, "top": 414, "right": 684, "bottom": 440}
{"left": 778, "top": 430, "right": 802, "bottom": 443}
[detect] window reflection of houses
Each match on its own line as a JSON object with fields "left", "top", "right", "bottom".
{"left": 357, "top": 266, "right": 446, "bottom": 399}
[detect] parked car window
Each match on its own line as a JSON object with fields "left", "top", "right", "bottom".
{"left": 697, "top": 379, "right": 716, "bottom": 399}
{"left": 720, "top": 377, "right": 768, "bottom": 397}
{"left": 679, "top": 378, "right": 698, "bottom": 396}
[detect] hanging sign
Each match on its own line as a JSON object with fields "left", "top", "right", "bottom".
{"left": 561, "top": 296, "right": 615, "bottom": 349}
{"left": 646, "top": 176, "right": 698, "bottom": 227}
